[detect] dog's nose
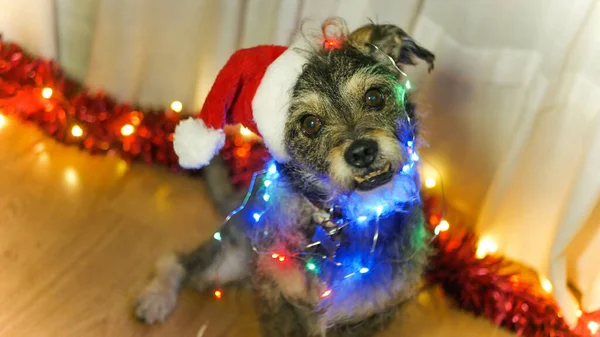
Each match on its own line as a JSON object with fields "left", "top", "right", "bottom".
{"left": 344, "top": 140, "right": 378, "bottom": 168}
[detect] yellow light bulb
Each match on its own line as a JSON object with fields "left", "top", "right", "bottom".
{"left": 576, "top": 309, "right": 583, "bottom": 318}
{"left": 588, "top": 321, "right": 599, "bottom": 334}
{"left": 170, "top": 101, "right": 183, "bottom": 113}
{"left": 424, "top": 177, "right": 437, "bottom": 188}
{"left": 121, "top": 124, "right": 135, "bottom": 136}
{"left": 434, "top": 220, "right": 450, "bottom": 235}
{"left": 71, "top": 125, "right": 84, "bottom": 137}
{"left": 41, "top": 87, "right": 53, "bottom": 99}
{"left": 541, "top": 278, "right": 553, "bottom": 293}
{"left": 476, "top": 238, "right": 498, "bottom": 259}
{"left": 0, "top": 114, "right": 5, "bottom": 128}
{"left": 240, "top": 126, "right": 253, "bottom": 136}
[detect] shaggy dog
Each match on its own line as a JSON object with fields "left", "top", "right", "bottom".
{"left": 135, "top": 18, "right": 435, "bottom": 337}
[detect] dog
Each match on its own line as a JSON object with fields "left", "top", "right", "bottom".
{"left": 134, "top": 18, "right": 435, "bottom": 337}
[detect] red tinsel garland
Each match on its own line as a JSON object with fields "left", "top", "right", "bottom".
{"left": 1, "top": 36, "right": 597, "bottom": 337}
{"left": 0, "top": 35, "right": 267, "bottom": 184}
{"left": 423, "top": 197, "right": 578, "bottom": 336}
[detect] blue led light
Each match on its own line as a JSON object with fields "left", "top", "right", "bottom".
{"left": 264, "top": 180, "right": 272, "bottom": 187}
{"left": 263, "top": 194, "right": 270, "bottom": 202}
{"left": 407, "top": 140, "right": 413, "bottom": 147}
{"left": 253, "top": 213, "right": 261, "bottom": 222}
{"left": 357, "top": 216, "right": 367, "bottom": 222}
{"left": 376, "top": 205, "right": 384, "bottom": 216}
{"left": 359, "top": 267, "right": 369, "bottom": 274}
{"left": 411, "top": 153, "right": 420, "bottom": 162}
{"left": 402, "top": 164, "right": 410, "bottom": 173}
{"left": 267, "top": 164, "right": 277, "bottom": 174}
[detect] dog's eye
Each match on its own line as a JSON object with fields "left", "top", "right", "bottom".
{"left": 300, "top": 115, "right": 322, "bottom": 137}
{"left": 364, "top": 88, "right": 385, "bottom": 110}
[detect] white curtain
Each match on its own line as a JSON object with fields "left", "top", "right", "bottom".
{"left": 1, "top": 0, "right": 599, "bottom": 326}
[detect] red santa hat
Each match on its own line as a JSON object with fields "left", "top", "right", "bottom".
{"left": 173, "top": 43, "right": 310, "bottom": 169}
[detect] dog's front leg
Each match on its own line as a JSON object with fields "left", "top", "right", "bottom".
{"left": 135, "top": 213, "right": 252, "bottom": 324}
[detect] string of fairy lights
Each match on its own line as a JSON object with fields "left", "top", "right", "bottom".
{"left": 205, "top": 66, "right": 443, "bottom": 308}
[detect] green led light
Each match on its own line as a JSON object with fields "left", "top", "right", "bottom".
{"left": 405, "top": 80, "right": 412, "bottom": 90}
{"left": 307, "top": 263, "right": 316, "bottom": 271}
{"left": 394, "top": 84, "right": 406, "bottom": 106}
{"left": 213, "top": 232, "right": 222, "bottom": 241}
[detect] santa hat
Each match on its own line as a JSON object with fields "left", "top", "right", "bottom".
{"left": 173, "top": 43, "right": 310, "bottom": 169}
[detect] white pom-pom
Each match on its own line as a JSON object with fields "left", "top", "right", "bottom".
{"left": 173, "top": 118, "right": 225, "bottom": 168}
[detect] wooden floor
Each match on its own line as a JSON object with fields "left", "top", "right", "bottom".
{"left": 0, "top": 117, "right": 516, "bottom": 336}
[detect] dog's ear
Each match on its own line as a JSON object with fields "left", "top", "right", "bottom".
{"left": 349, "top": 24, "right": 435, "bottom": 72}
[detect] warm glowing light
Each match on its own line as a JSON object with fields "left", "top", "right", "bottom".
{"left": 476, "top": 238, "right": 497, "bottom": 259}
{"left": 71, "top": 125, "right": 84, "bottom": 137}
{"left": 170, "top": 101, "right": 183, "bottom": 113}
{"left": 541, "top": 278, "right": 553, "bottom": 293}
{"left": 434, "top": 220, "right": 450, "bottom": 235}
{"left": 121, "top": 124, "right": 135, "bottom": 136}
{"left": 588, "top": 321, "right": 599, "bottom": 335}
{"left": 429, "top": 214, "right": 441, "bottom": 226}
{"left": 321, "top": 290, "right": 332, "bottom": 298}
{"left": 33, "top": 143, "right": 45, "bottom": 153}
{"left": 64, "top": 167, "right": 78, "bottom": 186}
{"left": 0, "top": 114, "right": 5, "bottom": 128}
{"left": 214, "top": 290, "right": 223, "bottom": 299}
{"left": 240, "top": 126, "right": 253, "bottom": 136}
{"left": 271, "top": 253, "right": 279, "bottom": 259}
{"left": 131, "top": 115, "right": 142, "bottom": 126}
{"left": 213, "top": 232, "right": 222, "bottom": 241}
{"left": 576, "top": 309, "right": 583, "bottom": 318}
{"left": 278, "top": 256, "right": 286, "bottom": 262}
{"left": 41, "top": 87, "right": 53, "bottom": 99}
{"left": 424, "top": 177, "right": 436, "bottom": 188}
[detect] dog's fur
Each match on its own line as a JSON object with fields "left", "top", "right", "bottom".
{"left": 135, "top": 19, "right": 435, "bottom": 337}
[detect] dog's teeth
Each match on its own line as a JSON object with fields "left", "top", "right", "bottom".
{"left": 355, "top": 164, "right": 393, "bottom": 184}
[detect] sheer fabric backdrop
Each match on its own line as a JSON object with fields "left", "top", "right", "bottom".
{"left": 1, "top": 0, "right": 598, "bottom": 326}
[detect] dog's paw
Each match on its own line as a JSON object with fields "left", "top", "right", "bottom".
{"left": 134, "top": 281, "right": 178, "bottom": 324}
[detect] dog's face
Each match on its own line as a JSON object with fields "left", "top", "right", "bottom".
{"left": 285, "top": 47, "right": 404, "bottom": 193}
{"left": 283, "top": 24, "right": 433, "bottom": 197}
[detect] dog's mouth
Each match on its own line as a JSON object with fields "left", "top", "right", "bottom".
{"left": 354, "top": 163, "right": 394, "bottom": 191}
